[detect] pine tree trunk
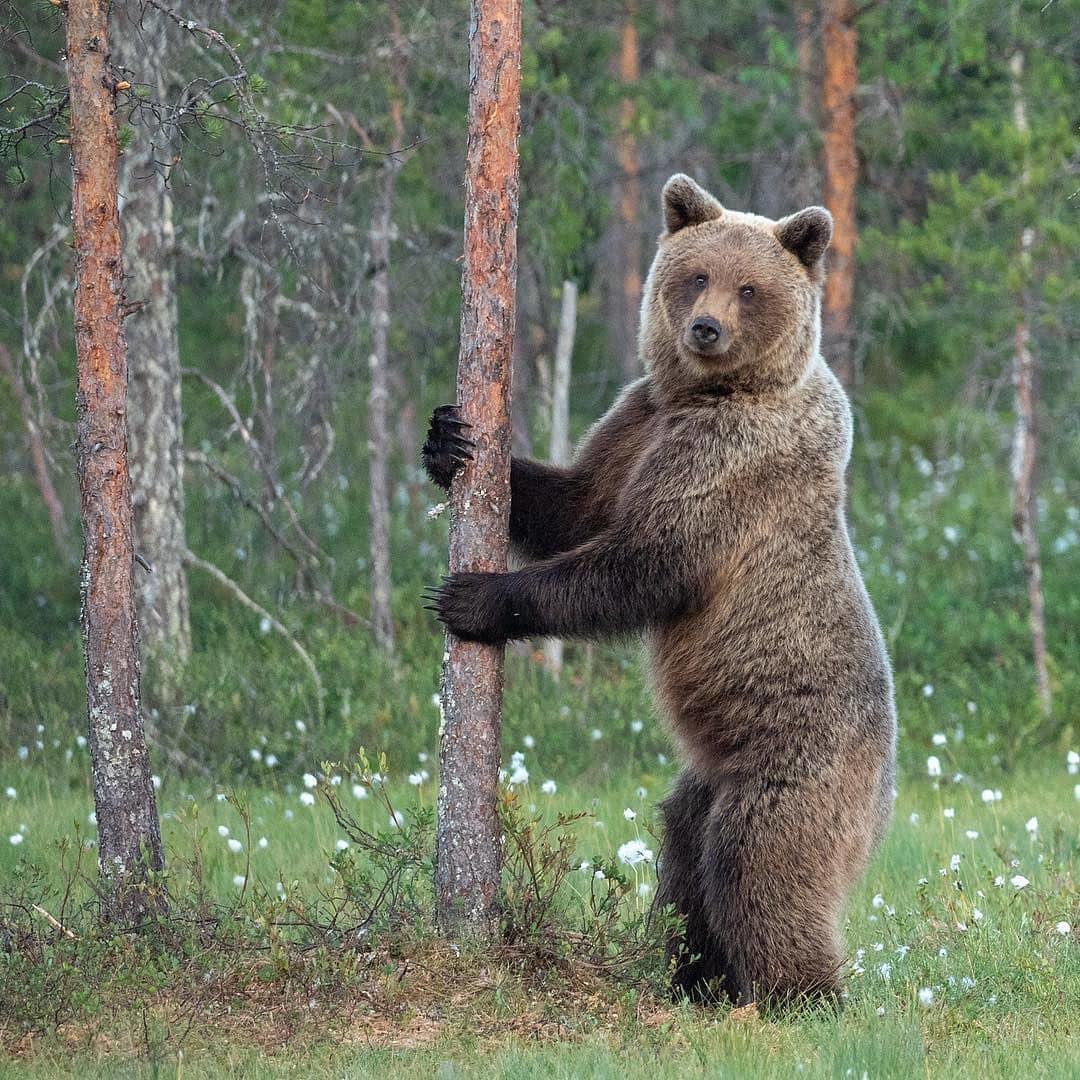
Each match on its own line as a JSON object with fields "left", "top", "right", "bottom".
{"left": 821, "top": 0, "right": 857, "bottom": 387}
{"left": 543, "top": 281, "right": 576, "bottom": 679}
{"left": 65, "top": 0, "right": 164, "bottom": 922}
{"left": 436, "top": 0, "right": 521, "bottom": 939}
{"left": 613, "top": 2, "right": 642, "bottom": 382}
{"left": 113, "top": 2, "right": 191, "bottom": 705}
{"left": 1009, "top": 49, "right": 1051, "bottom": 720}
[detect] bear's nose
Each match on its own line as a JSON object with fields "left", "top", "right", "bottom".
{"left": 691, "top": 316, "right": 722, "bottom": 345}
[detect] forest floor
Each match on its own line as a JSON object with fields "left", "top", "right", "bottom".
{"left": 0, "top": 753, "right": 1076, "bottom": 1079}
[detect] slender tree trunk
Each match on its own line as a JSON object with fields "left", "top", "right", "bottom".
{"left": 65, "top": 0, "right": 164, "bottom": 922}
{"left": 113, "top": 2, "right": 191, "bottom": 704}
{"left": 613, "top": 2, "right": 642, "bottom": 382}
{"left": 1009, "top": 49, "right": 1051, "bottom": 720}
{"left": 436, "top": 0, "right": 521, "bottom": 939}
{"left": 543, "top": 281, "right": 576, "bottom": 679}
{"left": 0, "top": 343, "right": 69, "bottom": 559}
{"left": 821, "top": 0, "right": 857, "bottom": 387}
{"left": 366, "top": 0, "right": 406, "bottom": 654}
{"left": 793, "top": 0, "right": 820, "bottom": 206}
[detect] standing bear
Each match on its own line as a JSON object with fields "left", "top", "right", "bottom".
{"left": 422, "top": 174, "right": 896, "bottom": 1007}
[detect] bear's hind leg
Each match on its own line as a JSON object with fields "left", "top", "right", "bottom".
{"left": 700, "top": 784, "right": 846, "bottom": 1009}
{"left": 653, "top": 770, "right": 730, "bottom": 1001}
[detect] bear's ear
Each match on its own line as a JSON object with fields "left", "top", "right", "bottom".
{"left": 775, "top": 207, "right": 833, "bottom": 270}
{"left": 662, "top": 174, "right": 724, "bottom": 234}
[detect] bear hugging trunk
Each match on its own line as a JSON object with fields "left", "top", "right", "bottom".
{"left": 422, "top": 173, "right": 897, "bottom": 1008}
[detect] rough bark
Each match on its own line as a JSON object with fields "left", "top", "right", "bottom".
{"left": 65, "top": 0, "right": 164, "bottom": 922}
{"left": 0, "top": 342, "right": 69, "bottom": 559}
{"left": 366, "top": 0, "right": 407, "bottom": 654}
{"left": 821, "top": 0, "right": 857, "bottom": 387}
{"left": 613, "top": 2, "right": 642, "bottom": 382}
{"left": 436, "top": 0, "right": 521, "bottom": 939}
{"left": 113, "top": 0, "right": 191, "bottom": 703}
{"left": 542, "top": 281, "right": 576, "bottom": 679}
{"left": 1009, "top": 50, "right": 1051, "bottom": 720}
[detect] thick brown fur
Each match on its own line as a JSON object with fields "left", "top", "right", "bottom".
{"left": 422, "top": 174, "right": 896, "bottom": 1008}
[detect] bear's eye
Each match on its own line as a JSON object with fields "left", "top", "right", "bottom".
{"left": 693, "top": 274, "right": 708, "bottom": 289}
{"left": 739, "top": 285, "right": 756, "bottom": 299}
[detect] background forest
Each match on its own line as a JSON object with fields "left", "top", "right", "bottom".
{"left": 0, "top": 1, "right": 1077, "bottom": 1075}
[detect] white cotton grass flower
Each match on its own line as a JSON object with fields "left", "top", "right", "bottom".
{"left": 590, "top": 728, "right": 603, "bottom": 741}
{"left": 926, "top": 756, "right": 942, "bottom": 778}
{"left": 232, "top": 874, "right": 246, "bottom": 888}
{"left": 637, "top": 882, "right": 652, "bottom": 898}
{"left": 1075, "top": 784, "right": 1080, "bottom": 801}
{"left": 522, "top": 735, "right": 535, "bottom": 749}
{"left": 1025, "top": 816, "right": 1039, "bottom": 837}
{"left": 4, "top": 787, "right": 15, "bottom": 800}
{"left": 594, "top": 869, "right": 606, "bottom": 880}
{"left": 943, "top": 807, "right": 955, "bottom": 819}
{"left": 389, "top": 810, "right": 405, "bottom": 828}
{"left": 303, "top": 772, "right": 318, "bottom": 789}
{"left": 227, "top": 838, "right": 243, "bottom": 853}
{"left": 909, "top": 812, "right": 920, "bottom": 825}
{"left": 299, "top": 791, "right": 316, "bottom": 806}
{"left": 871, "top": 893, "right": 885, "bottom": 909}
{"left": 258, "top": 837, "right": 269, "bottom": 849}
{"left": 506, "top": 751, "right": 529, "bottom": 787}
{"left": 623, "top": 807, "right": 637, "bottom": 821}
{"left": 965, "top": 830, "right": 979, "bottom": 840}
{"left": 917, "top": 987, "right": 934, "bottom": 1007}
{"left": 9, "top": 834, "right": 23, "bottom": 846}
{"left": 249, "top": 748, "right": 262, "bottom": 762}
{"left": 265, "top": 754, "right": 279, "bottom": 768}
{"left": 932, "top": 732, "right": 947, "bottom": 746}
{"left": 630, "top": 719, "right": 644, "bottom": 733}
{"left": 352, "top": 783, "right": 368, "bottom": 800}
{"left": 541, "top": 780, "right": 557, "bottom": 795}
{"left": 617, "top": 839, "right": 654, "bottom": 866}
{"left": 1054, "top": 921, "right": 1071, "bottom": 936}
{"left": 922, "top": 684, "right": 934, "bottom": 698}
{"left": 218, "top": 825, "right": 230, "bottom": 838}
{"left": 1010, "top": 874, "right": 1030, "bottom": 889}
{"left": 408, "top": 772, "right": 424, "bottom": 786}
{"left": 1065, "top": 750, "right": 1079, "bottom": 775}
{"left": 335, "top": 839, "right": 349, "bottom": 852}
{"left": 972, "top": 908, "right": 983, "bottom": 922}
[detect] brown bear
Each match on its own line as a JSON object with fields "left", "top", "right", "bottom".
{"left": 422, "top": 174, "right": 896, "bottom": 1007}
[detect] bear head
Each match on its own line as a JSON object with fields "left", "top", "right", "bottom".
{"left": 640, "top": 174, "right": 833, "bottom": 399}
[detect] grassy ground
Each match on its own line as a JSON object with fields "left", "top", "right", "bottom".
{"left": 1, "top": 745, "right": 1076, "bottom": 1078}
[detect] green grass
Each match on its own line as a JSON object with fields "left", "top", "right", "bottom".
{"left": 1, "top": 747, "right": 1076, "bottom": 1078}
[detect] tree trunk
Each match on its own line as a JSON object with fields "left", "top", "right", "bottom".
{"left": 65, "top": 0, "right": 164, "bottom": 922}
{"left": 793, "top": 0, "right": 820, "bottom": 207}
{"left": 436, "top": 0, "right": 521, "bottom": 939}
{"left": 113, "top": 1, "right": 191, "bottom": 705}
{"left": 821, "top": 0, "right": 857, "bottom": 387}
{"left": 366, "top": 0, "right": 407, "bottom": 654}
{"left": 1009, "top": 49, "right": 1051, "bottom": 720}
{"left": 543, "top": 281, "right": 576, "bottom": 679}
{"left": 0, "top": 342, "right": 69, "bottom": 560}
{"left": 613, "top": 2, "right": 642, "bottom": 383}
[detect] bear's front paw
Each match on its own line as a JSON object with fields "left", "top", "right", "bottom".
{"left": 423, "top": 572, "right": 515, "bottom": 644}
{"left": 421, "top": 404, "right": 475, "bottom": 490}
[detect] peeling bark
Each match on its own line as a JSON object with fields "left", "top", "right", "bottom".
{"left": 65, "top": 0, "right": 165, "bottom": 922}
{"left": 821, "top": 0, "right": 857, "bottom": 387}
{"left": 542, "top": 281, "right": 576, "bottom": 680}
{"left": 1009, "top": 50, "right": 1051, "bottom": 720}
{"left": 436, "top": 0, "right": 521, "bottom": 939}
{"left": 113, "top": 0, "right": 191, "bottom": 704}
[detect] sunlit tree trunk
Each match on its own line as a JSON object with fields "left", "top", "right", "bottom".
{"left": 1009, "top": 49, "right": 1051, "bottom": 720}
{"left": 65, "top": 0, "right": 164, "bottom": 922}
{"left": 436, "top": 0, "right": 521, "bottom": 938}
{"left": 821, "top": 0, "right": 857, "bottom": 387}
{"left": 366, "top": 0, "right": 407, "bottom": 654}
{"left": 543, "top": 281, "right": 576, "bottom": 680}
{"left": 113, "top": 2, "right": 191, "bottom": 705}
{"left": 613, "top": 2, "right": 642, "bottom": 382}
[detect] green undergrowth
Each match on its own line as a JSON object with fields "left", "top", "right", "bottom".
{"left": 0, "top": 750, "right": 1076, "bottom": 1077}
